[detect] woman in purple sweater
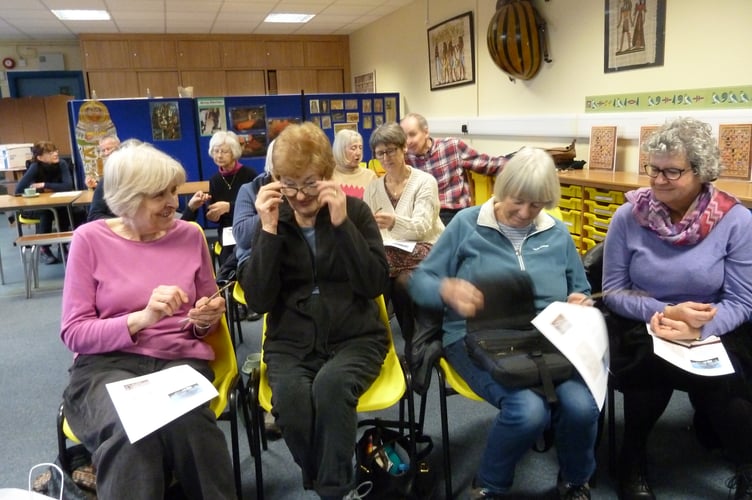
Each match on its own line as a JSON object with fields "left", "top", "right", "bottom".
{"left": 603, "top": 117, "right": 752, "bottom": 500}
{"left": 60, "top": 143, "right": 235, "bottom": 499}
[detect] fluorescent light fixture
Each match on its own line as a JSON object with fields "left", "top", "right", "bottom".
{"left": 52, "top": 10, "right": 111, "bottom": 21}
{"left": 264, "top": 13, "right": 315, "bottom": 23}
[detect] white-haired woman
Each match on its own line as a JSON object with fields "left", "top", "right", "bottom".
{"left": 331, "top": 128, "right": 375, "bottom": 199}
{"left": 60, "top": 142, "right": 235, "bottom": 499}
{"left": 182, "top": 130, "right": 257, "bottom": 267}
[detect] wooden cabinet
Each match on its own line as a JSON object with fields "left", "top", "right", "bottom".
{"left": 177, "top": 41, "right": 222, "bottom": 69}
{"left": 221, "top": 41, "right": 267, "bottom": 68}
{"left": 130, "top": 40, "right": 177, "bottom": 69}
{"left": 225, "top": 70, "right": 266, "bottom": 96}
{"left": 82, "top": 40, "right": 132, "bottom": 69}
{"left": 0, "top": 96, "right": 73, "bottom": 156}
{"left": 79, "top": 35, "right": 350, "bottom": 97}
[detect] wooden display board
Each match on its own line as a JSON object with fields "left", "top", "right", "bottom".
{"left": 638, "top": 125, "right": 660, "bottom": 175}
{"left": 718, "top": 124, "right": 752, "bottom": 180}
{"left": 588, "top": 126, "right": 617, "bottom": 171}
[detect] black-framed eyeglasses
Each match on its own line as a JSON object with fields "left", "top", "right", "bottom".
{"left": 280, "top": 184, "right": 318, "bottom": 197}
{"left": 374, "top": 147, "right": 399, "bottom": 159}
{"left": 643, "top": 164, "right": 689, "bottom": 180}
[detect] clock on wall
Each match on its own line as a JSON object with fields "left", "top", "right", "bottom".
{"left": 2, "top": 57, "right": 16, "bottom": 69}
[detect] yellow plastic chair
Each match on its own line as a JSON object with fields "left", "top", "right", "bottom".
{"left": 248, "top": 294, "right": 413, "bottom": 499}
{"left": 225, "top": 280, "right": 247, "bottom": 346}
{"left": 367, "top": 158, "right": 386, "bottom": 177}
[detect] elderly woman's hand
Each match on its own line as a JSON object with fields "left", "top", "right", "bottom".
{"left": 567, "top": 292, "right": 594, "bottom": 307}
{"left": 187, "top": 295, "right": 226, "bottom": 330}
{"left": 440, "top": 278, "right": 484, "bottom": 318}
{"left": 127, "top": 285, "right": 189, "bottom": 335}
{"left": 206, "top": 201, "right": 230, "bottom": 222}
{"left": 256, "top": 181, "right": 285, "bottom": 234}
{"left": 373, "top": 211, "right": 396, "bottom": 230}
{"left": 187, "top": 191, "right": 211, "bottom": 211}
{"left": 317, "top": 180, "right": 347, "bottom": 226}
{"left": 664, "top": 301, "right": 716, "bottom": 329}
{"left": 650, "top": 312, "right": 702, "bottom": 342}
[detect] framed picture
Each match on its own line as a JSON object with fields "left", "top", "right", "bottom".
{"left": 353, "top": 71, "right": 376, "bottom": 93}
{"left": 427, "top": 11, "right": 475, "bottom": 91}
{"left": 588, "top": 126, "right": 618, "bottom": 171}
{"left": 604, "top": 0, "right": 665, "bottom": 73}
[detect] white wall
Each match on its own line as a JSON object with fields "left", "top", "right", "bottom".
{"left": 0, "top": 42, "right": 82, "bottom": 97}
{"left": 350, "top": 0, "right": 752, "bottom": 173}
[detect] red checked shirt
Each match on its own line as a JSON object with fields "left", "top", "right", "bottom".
{"left": 405, "top": 137, "right": 508, "bottom": 210}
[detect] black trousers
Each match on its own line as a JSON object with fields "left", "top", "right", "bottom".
{"left": 63, "top": 353, "right": 236, "bottom": 500}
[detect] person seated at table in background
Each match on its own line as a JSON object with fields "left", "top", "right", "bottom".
{"left": 400, "top": 112, "right": 509, "bottom": 225}
{"left": 15, "top": 141, "right": 76, "bottom": 265}
{"left": 87, "top": 135, "right": 124, "bottom": 222}
{"left": 239, "top": 123, "right": 389, "bottom": 499}
{"left": 331, "top": 129, "right": 375, "bottom": 199}
{"left": 85, "top": 134, "right": 121, "bottom": 190}
{"left": 601, "top": 117, "right": 752, "bottom": 500}
{"left": 409, "top": 147, "right": 598, "bottom": 500}
{"left": 181, "top": 130, "right": 257, "bottom": 279}
{"left": 60, "top": 142, "right": 236, "bottom": 499}
{"left": 362, "top": 122, "right": 444, "bottom": 376}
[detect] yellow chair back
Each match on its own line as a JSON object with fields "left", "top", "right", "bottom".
{"left": 438, "top": 357, "right": 484, "bottom": 402}
{"left": 257, "top": 294, "right": 406, "bottom": 413}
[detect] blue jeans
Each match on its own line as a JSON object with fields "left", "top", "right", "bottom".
{"left": 444, "top": 339, "right": 599, "bottom": 493}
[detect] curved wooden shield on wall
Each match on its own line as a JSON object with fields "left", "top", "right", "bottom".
{"left": 487, "top": 0, "right": 548, "bottom": 81}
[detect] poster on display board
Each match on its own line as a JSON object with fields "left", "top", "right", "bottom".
{"left": 303, "top": 92, "right": 400, "bottom": 164}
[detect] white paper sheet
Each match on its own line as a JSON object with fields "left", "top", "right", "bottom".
{"left": 531, "top": 301, "right": 609, "bottom": 410}
{"left": 222, "top": 226, "right": 236, "bottom": 246}
{"left": 648, "top": 326, "right": 734, "bottom": 376}
{"left": 50, "top": 190, "right": 83, "bottom": 197}
{"left": 382, "top": 240, "right": 416, "bottom": 252}
{"left": 106, "top": 364, "right": 218, "bottom": 443}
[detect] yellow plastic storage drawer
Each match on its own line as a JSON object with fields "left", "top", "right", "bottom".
{"left": 558, "top": 196, "right": 582, "bottom": 210}
{"left": 583, "top": 212, "right": 611, "bottom": 231}
{"left": 560, "top": 184, "right": 583, "bottom": 199}
{"left": 582, "top": 237, "right": 597, "bottom": 252}
{"left": 582, "top": 224, "right": 607, "bottom": 243}
{"left": 560, "top": 209, "right": 581, "bottom": 235}
{"left": 584, "top": 199, "right": 620, "bottom": 218}
{"left": 583, "top": 187, "right": 625, "bottom": 205}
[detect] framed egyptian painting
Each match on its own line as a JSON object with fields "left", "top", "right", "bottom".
{"left": 604, "top": 0, "right": 666, "bottom": 73}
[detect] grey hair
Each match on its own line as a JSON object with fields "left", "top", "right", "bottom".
{"left": 332, "top": 129, "right": 363, "bottom": 168}
{"left": 493, "top": 147, "right": 560, "bottom": 209}
{"left": 401, "top": 112, "right": 429, "bottom": 132}
{"left": 644, "top": 117, "right": 721, "bottom": 182}
{"left": 369, "top": 122, "right": 406, "bottom": 152}
{"left": 208, "top": 130, "right": 243, "bottom": 160}
{"left": 104, "top": 143, "right": 186, "bottom": 218}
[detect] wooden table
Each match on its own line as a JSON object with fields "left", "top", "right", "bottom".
{"left": 179, "top": 181, "right": 209, "bottom": 195}
{"left": 0, "top": 191, "right": 84, "bottom": 237}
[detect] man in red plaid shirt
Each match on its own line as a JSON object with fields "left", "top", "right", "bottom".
{"left": 401, "top": 112, "right": 510, "bottom": 225}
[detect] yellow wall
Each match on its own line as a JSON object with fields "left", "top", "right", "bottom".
{"left": 349, "top": 0, "right": 752, "bottom": 173}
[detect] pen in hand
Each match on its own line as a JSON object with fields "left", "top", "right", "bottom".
{"left": 179, "top": 280, "right": 234, "bottom": 326}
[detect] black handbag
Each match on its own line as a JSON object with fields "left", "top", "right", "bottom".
{"left": 463, "top": 271, "right": 574, "bottom": 404}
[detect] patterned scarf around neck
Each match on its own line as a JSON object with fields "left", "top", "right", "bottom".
{"left": 626, "top": 184, "right": 739, "bottom": 245}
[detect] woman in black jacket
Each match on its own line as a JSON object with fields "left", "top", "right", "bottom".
{"left": 239, "top": 122, "right": 389, "bottom": 500}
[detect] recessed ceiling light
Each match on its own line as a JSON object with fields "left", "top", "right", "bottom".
{"left": 264, "top": 13, "right": 315, "bottom": 24}
{"left": 52, "top": 10, "right": 111, "bottom": 21}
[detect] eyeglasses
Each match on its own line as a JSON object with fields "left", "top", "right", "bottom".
{"left": 374, "top": 147, "right": 399, "bottom": 159}
{"left": 280, "top": 183, "right": 318, "bottom": 197}
{"left": 211, "top": 148, "right": 232, "bottom": 155}
{"left": 643, "top": 164, "right": 689, "bottom": 180}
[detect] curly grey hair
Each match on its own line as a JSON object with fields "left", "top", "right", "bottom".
{"left": 644, "top": 117, "right": 721, "bottom": 182}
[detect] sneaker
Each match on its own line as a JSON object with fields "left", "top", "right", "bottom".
{"left": 264, "top": 411, "right": 283, "bottom": 440}
{"left": 469, "top": 479, "right": 507, "bottom": 499}
{"left": 247, "top": 310, "right": 262, "bottom": 322}
{"left": 40, "top": 251, "right": 60, "bottom": 265}
{"left": 558, "top": 479, "right": 591, "bottom": 500}
{"left": 726, "top": 465, "right": 752, "bottom": 500}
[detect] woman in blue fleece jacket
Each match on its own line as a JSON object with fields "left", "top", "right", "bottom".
{"left": 409, "top": 147, "right": 598, "bottom": 500}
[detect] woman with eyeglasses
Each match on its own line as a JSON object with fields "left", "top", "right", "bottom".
{"left": 181, "top": 130, "right": 257, "bottom": 274}
{"left": 238, "top": 122, "right": 389, "bottom": 499}
{"left": 602, "top": 117, "right": 752, "bottom": 499}
{"left": 362, "top": 123, "right": 444, "bottom": 385}
{"left": 331, "top": 128, "right": 375, "bottom": 199}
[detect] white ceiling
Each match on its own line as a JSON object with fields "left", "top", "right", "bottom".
{"left": 0, "top": 0, "right": 415, "bottom": 41}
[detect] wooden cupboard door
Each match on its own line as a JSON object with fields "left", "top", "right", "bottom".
{"left": 221, "top": 41, "right": 267, "bottom": 69}
{"left": 130, "top": 40, "right": 177, "bottom": 69}
{"left": 18, "top": 98, "right": 47, "bottom": 145}
{"left": 87, "top": 71, "right": 139, "bottom": 98}
{"left": 181, "top": 71, "right": 227, "bottom": 97}
{"left": 81, "top": 40, "right": 132, "bottom": 70}
{"left": 44, "top": 95, "right": 74, "bottom": 155}
{"left": 305, "top": 41, "right": 346, "bottom": 68}
{"left": 226, "top": 70, "right": 266, "bottom": 96}
{"left": 317, "top": 70, "right": 344, "bottom": 93}
{"left": 0, "top": 99, "right": 24, "bottom": 144}
{"left": 177, "top": 41, "right": 222, "bottom": 69}
{"left": 137, "top": 72, "right": 181, "bottom": 98}
{"left": 265, "top": 41, "right": 305, "bottom": 68}
{"left": 276, "top": 69, "right": 317, "bottom": 94}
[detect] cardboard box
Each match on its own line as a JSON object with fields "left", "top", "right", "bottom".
{"left": 0, "top": 143, "right": 33, "bottom": 170}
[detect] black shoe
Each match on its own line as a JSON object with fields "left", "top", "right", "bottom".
{"left": 468, "top": 478, "right": 507, "bottom": 499}
{"left": 264, "top": 411, "right": 282, "bottom": 440}
{"left": 40, "top": 252, "right": 60, "bottom": 265}
{"left": 559, "top": 482, "right": 590, "bottom": 500}
{"left": 247, "top": 311, "right": 262, "bottom": 322}
{"left": 618, "top": 457, "right": 655, "bottom": 500}
{"left": 727, "top": 465, "right": 752, "bottom": 500}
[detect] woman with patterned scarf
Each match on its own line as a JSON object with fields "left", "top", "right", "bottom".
{"left": 602, "top": 117, "right": 752, "bottom": 500}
